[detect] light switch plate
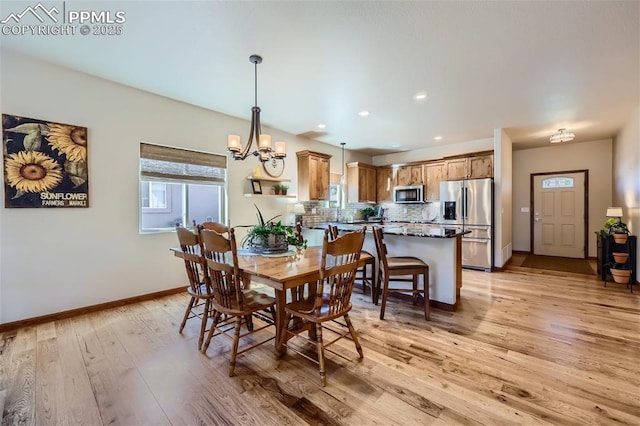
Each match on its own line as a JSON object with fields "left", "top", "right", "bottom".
{"left": 521, "top": 207, "right": 530, "bottom": 213}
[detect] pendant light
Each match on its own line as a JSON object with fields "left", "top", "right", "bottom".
{"left": 227, "top": 54, "right": 287, "bottom": 162}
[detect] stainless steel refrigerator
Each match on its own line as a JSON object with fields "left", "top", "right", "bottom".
{"left": 440, "top": 178, "right": 493, "bottom": 271}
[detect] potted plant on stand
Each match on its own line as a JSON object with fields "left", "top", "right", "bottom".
{"left": 605, "top": 218, "right": 629, "bottom": 243}
{"left": 607, "top": 261, "right": 632, "bottom": 284}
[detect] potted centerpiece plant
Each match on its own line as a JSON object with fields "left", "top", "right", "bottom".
{"left": 242, "top": 204, "right": 306, "bottom": 254}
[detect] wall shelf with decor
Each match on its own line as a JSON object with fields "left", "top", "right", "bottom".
{"left": 245, "top": 176, "right": 295, "bottom": 198}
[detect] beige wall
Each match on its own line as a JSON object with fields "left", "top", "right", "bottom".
{"left": 0, "top": 50, "right": 370, "bottom": 324}
{"left": 494, "top": 129, "right": 513, "bottom": 267}
{"left": 512, "top": 139, "right": 613, "bottom": 257}
{"left": 613, "top": 105, "right": 639, "bottom": 275}
{"left": 372, "top": 138, "right": 494, "bottom": 166}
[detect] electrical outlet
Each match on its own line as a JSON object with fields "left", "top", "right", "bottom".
{"left": 403, "top": 208, "right": 407, "bottom": 214}
{"left": 311, "top": 207, "right": 317, "bottom": 214}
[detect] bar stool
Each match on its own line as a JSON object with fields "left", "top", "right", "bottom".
{"left": 372, "top": 227, "right": 430, "bottom": 320}
{"left": 328, "top": 225, "right": 377, "bottom": 303}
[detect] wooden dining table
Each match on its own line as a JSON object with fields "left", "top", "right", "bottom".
{"left": 237, "top": 247, "right": 372, "bottom": 355}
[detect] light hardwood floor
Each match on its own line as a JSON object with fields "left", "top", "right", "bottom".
{"left": 1, "top": 267, "right": 639, "bottom": 425}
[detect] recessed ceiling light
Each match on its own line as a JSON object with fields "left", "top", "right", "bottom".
{"left": 358, "top": 110, "right": 370, "bottom": 117}
{"left": 317, "top": 123, "right": 326, "bottom": 129}
{"left": 434, "top": 135, "right": 443, "bottom": 141}
{"left": 414, "top": 92, "right": 427, "bottom": 101}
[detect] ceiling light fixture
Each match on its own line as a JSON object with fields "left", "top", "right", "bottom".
{"left": 227, "top": 54, "right": 286, "bottom": 162}
{"left": 317, "top": 123, "right": 326, "bottom": 129}
{"left": 358, "top": 110, "right": 370, "bottom": 117}
{"left": 549, "top": 128, "right": 575, "bottom": 144}
{"left": 414, "top": 92, "right": 427, "bottom": 100}
{"left": 434, "top": 135, "right": 443, "bottom": 141}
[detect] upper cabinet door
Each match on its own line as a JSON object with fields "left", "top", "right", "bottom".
{"left": 297, "top": 150, "right": 331, "bottom": 201}
{"left": 424, "top": 161, "right": 444, "bottom": 201}
{"left": 445, "top": 158, "right": 468, "bottom": 180}
{"left": 376, "top": 167, "right": 394, "bottom": 202}
{"left": 347, "top": 162, "right": 376, "bottom": 203}
{"left": 396, "top": 164, "right": 424, "bottom": 186}
{"left": 468, "top": 154, "right": 493, "bottom": 178}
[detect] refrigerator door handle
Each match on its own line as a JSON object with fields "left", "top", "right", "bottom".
{"left": 463, "top": 187, "right": 468, "bottom": 219}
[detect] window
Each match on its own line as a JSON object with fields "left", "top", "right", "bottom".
{"left": 141, "top": 181, "right": 170, "bottom": 211}
{"left": 139, "top": 143, "right": 227, "bottom": 232}
{"left": 542, "top": 177, "right": 574, "bottom": 189}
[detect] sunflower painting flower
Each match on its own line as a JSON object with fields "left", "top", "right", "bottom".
{"left": 5, "top": 150, "right": 63, "bottom": 193}
{"left": 44, "top": 123, "right": 87, "bottom": 162}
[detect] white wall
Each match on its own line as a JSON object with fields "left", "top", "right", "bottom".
{"left": 613, "top": 104, "right": 640, "bottom": 276}
{"left": 512, "top": 139, "right": 613, "bottom": 257}
{"left": 0, "top": 50, "right": 370, "bottom": 324}
{"left": 494, "top": 129, "right": 513, "bottom": 267}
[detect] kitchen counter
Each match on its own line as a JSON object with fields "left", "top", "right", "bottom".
{"left": 301, "top": 222, "right": 464, "bottom": 310}
{"left": 310, "top": 222, "right": 469, "bottom": 238}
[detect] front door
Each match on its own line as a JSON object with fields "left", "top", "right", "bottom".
{"left": 532, "top": 171, "right": 586, "bottom": 258}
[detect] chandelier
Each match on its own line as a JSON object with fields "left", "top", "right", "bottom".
{"left": 227, "top": 54, "right": 286, "bottom": 162}
{"left": 549, "top": 128, "right": 575, "bottom": 144}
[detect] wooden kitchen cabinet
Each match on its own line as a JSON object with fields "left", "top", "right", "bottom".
{"left": 376, "top": 166, "right": 394, "bottom": 202}
{"left": 346, "top": 162, "right": 377, "bottom": 203}
{"left": 445, "top": 152, "right": 493, "bottom": 180}
{"left": 297, "top": 150, "right": 331, "bottom": 201}
{"left": 424, "top": 161, "right": 445, "bottom": 201}
{"left": 468, "top": 154, "right": 493, "bottom": 178}
{"left": 396, "top": 164, "right": 424, "bottom": 186}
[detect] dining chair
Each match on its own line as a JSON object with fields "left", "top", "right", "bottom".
{"left": 329, "top": 224, "right": 376, "bottom": 304}
{"left": 199, "top": 228, "right": 276, "bottom": 376}
{"left": 175, "top": 226, "right": 216, "bottom": 350}
{"left": 280, "top": 228, "right": 366, "bottom": 386}
{"left": 372, "top": 227, "right": 430, "bottom": 321}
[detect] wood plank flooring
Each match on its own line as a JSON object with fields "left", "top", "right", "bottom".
{"left": 2, "top": 267, "right": 639, "bottom": 425}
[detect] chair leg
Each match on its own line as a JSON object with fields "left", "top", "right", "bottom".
{"left": 245, "top": 314, "right": 254, "bottom": 331}
{"left": 315, "top": 323, "right": 327, "bottom": 387}
{"left": 370, "top": 262, "right": 377, "bottom": 305}
{"left": 229, "top": 316, "right": 243, "bottom": 377}
{"left": 344, "top": 313, "right": 363, "bottom": 358}
{"left": 201, "top": 311, "right": 221, "bottom": 353}
{"left": 412, "top": 275, "right": 418, "bottom": 306}
{"left": 380, "top": 276, "right": 390, "bottom": 320}
{"left": 198, "top": 299, "right": 211, "bottom": 350}
{"left": 423, "top": 271, "right": 430, "bottom": 321}
{"left": 179, "top": 296, "right": 196, "bottom": 333}
{"left": 374, "top": 267, "right": 382, "bottom": 305}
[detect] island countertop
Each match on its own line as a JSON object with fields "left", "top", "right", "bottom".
{"left": 306, "top": 222, "right": 470, "bottom": 238}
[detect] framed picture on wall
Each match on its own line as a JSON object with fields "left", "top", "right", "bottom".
{"left": 2, "top": 114, "right": 89, "bottom": 208}
{"left": 251, "top": 179, "right": 262, "bottom": 194}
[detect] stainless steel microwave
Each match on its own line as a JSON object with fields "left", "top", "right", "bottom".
{"left": 393, "top": 185, "right": 425, "bottom": 203}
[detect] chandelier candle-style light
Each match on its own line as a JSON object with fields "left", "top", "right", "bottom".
{"left": 227, "top": 55, "right": 286, "bottom": 162}
{"left": 549, "top": 128, "right": 575, "bottom": 144}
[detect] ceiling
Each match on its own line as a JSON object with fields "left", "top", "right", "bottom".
{"left": 1, "top": 1, "right": 638, "bottom": 155}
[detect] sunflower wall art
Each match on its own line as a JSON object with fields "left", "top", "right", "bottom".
{"left": 2, "top": 114, "right": 89, "bottom": 208}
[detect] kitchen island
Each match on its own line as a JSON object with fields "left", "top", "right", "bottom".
{"left": 302, "top": 223, "right": 467, "bottom": 310}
